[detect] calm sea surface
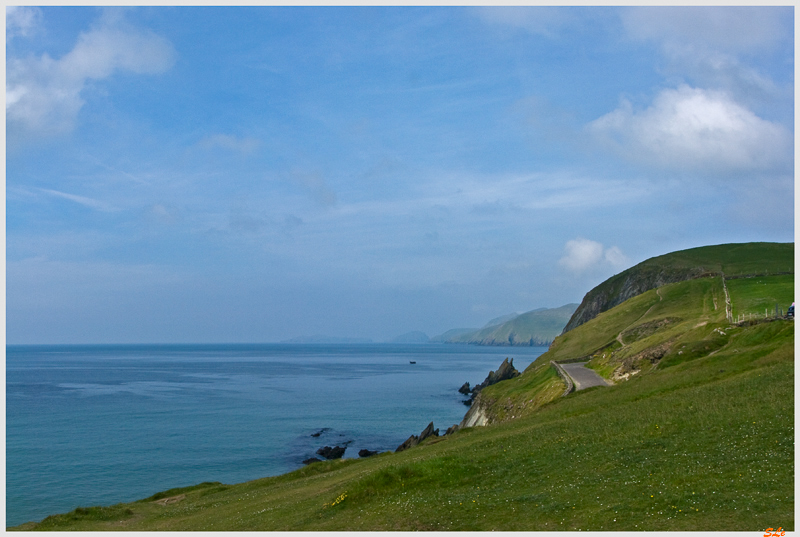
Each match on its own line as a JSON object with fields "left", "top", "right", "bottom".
{"left": 6, "top": 343, "right": 546, "bottom": 526}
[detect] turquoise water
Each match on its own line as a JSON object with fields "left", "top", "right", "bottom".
{"left": 6, "top": 343, "right": 546, "bottom": 526}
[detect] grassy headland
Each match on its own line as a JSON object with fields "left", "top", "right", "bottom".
{"left": 11, "top": 242, "right": 794, "bottom": 531}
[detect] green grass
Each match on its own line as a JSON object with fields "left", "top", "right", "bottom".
{"left": 727, "top": 274, "right": 795, "bottom": 319}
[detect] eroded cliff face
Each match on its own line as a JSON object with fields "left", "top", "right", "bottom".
{"left": 459, "top": 393, "right": 489, "bottom": 428}
{"left": 562, "top": 265, "right": 711, "bottom": 334}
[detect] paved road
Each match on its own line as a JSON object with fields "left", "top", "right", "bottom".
{"left": 559, "top": 362, "right": 610, "bottom": 390}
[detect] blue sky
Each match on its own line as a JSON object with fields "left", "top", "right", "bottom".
{"left": 6, "top": 6, "right": 794, "bottom": 344}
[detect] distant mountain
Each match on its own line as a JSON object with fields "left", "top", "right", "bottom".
{"left": 389, "top": 331, "right": 430, "bottom": 344}
{"left": 281, "top": 335, "right": 373, "bottom": 344}
{"left": 446, "top": 304, "right": 579, "bottom": 346}
{"left": 429, "top": 328, "right": 477, "bottom": 343}
{"left": 481, "top": 312, "right": 520, "bottom": 328}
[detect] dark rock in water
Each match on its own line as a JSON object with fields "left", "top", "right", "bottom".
{"left": 303, "top": 457, "right": 323, "bottom": 465}
{"left": 445, "top": 424, "right": 459, "bottom": 435}
{"left": 358, "top": 449, "right": 379, "bottom": 458}
{"left": 310, "top": 427, "right": 330, "bottom": 437}
{"left": 462, "top": 398, "right": 472, "bottom": 406}
{"left": 458, "top": 382, "right": 471, "bottom": 395}
{"left": 316, "top": 445, "right": 346, "bottom": 459}
{"left": 396, "top": 421, "right": 438, "bottom": 452}
{"left": 311, "top": 432, "right": 321, "bottom": 437}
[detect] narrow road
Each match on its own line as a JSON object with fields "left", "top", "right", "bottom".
{"left": 559, "top": 362, "right": 611, "bottom": 390}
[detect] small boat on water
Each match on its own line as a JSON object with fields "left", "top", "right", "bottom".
{"left": 409, "top": 361, "right": 416, "bottom": 364}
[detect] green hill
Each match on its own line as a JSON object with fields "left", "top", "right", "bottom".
{"left": 447, "top": 304, "right": 578, "bottom": 346}
{"left": 13, "top": 242, "right": 793, "bottom": 531}
{"left": 563, "top": 242, "right": 794, "bottom": 333}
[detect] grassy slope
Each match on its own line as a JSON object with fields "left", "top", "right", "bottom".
{"left": 13, "top": 243, "right": 794, "bottom": 531}
{"left": 727, "top": 274, "right": 795, "bottom": 319}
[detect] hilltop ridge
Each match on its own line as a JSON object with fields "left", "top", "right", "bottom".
{"left": 563, "top": 242, "right": 794, "bottom": 333}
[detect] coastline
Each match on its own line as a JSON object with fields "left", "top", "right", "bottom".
{"left": 7, "top": 344, "right": 546, "bottom": 527}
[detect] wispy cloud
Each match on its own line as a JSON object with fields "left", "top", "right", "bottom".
{"left": 7, "top": 10, "right": 176, "bottom": 137}
{"left": 198, "top": 134, "right": 261, "bottom": 155}
{"left": 38, "top": 188, "right": 118, "bottom": 212}
{"left": 621, "top": 7, "right": 790, "bottom": 55}
{"left": 6, "top": 6, "right": 42, "bottom": 42}
{"left": 473, "top": 6, "right": 578, "bottom": 37}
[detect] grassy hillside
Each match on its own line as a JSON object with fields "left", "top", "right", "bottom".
{"left": 12, "top": 243, "right": 794, "bottom": 531}
{"left": 563, "top": 242, "right": 793, "bottom": 333}
{"left": 448, "top": 304, "right": 578, "bottom": 346}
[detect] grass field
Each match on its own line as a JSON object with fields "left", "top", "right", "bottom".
{"left": 12, "top": 243, "right": 793, "bottom": 531}
{"left": 727, "top": 274, "right": 795, "bottom": 320}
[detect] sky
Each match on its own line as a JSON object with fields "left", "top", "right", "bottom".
{"left": 6, "top": 6, "right": 795, "bottom": 344}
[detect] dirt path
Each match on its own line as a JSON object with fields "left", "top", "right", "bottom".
{"left": 616, "top": 288, "right": 663, "bottom": 348}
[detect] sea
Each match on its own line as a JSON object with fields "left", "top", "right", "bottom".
{"left": 6, "top": 343, "right": 547, "bottom": 527}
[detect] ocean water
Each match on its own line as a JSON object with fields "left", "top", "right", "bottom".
{"left": 6, "top": 343, "right": 546, "bottom": 527}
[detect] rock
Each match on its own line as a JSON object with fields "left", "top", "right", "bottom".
{"left": 395, "top": 434, "right": 419, "bottom": 452}
{"left": 358, "top": 449, "right": 379, "bottom": 458}
{"left": 310, "top": 427, "right": 330, "bottom": 437}
{"left": 396, "top": 422, "right": 439, "bottom": 452}
{"left": 316, "top": 445, "right": 346, "bottom": 459}
{"left": 458, "top": 382, "right": 471, "bottom": 395}
{"left": 302, "top": 457, "right": 323, "bottom": 465}
{"left": 419, "top": 421, "right": 439, "bottom": 442}
{"left": 461, "top": 358, "right": 520, "bottom": 407}
{"left": 471, "top": 358, "right": 520, "bottom": 395}
{"left": 445, "top": 424, "right": 459, "bottom": 435}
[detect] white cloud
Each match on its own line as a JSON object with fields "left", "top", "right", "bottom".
{"left": 6, "top": 6, "right": 42, "bottom": 41}
{"left": 587, "top": 85, "right": 791, "bottom": 175}
{"left": 7, "top": 13, "right": 176, "bottom": 137}
{"left": 559, "top": 238, "right": 629, "bottom": 274}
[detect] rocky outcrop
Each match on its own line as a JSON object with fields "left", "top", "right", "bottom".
{"left": 445, "top": 424, "right": 460, "bottom": 435}
{"left": 316, "top": 446, "right": 346, "bottom": 459}
{"left": 458, "top": 382, "right": 471, "bottom": 395}
{"left": 395, "top": 421, "right": 439, "bottom": 452}
{"left": 459, "top": 393, "right": 489, "bottom": 428}
{"left": 461, "top": 357, "right": 520, "bottom": 406}
{"left": 302, "top": 457, "right": 323, "bottom": 465}
{"left": 358, "top": 449, "right": 379, "bottom": 458}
